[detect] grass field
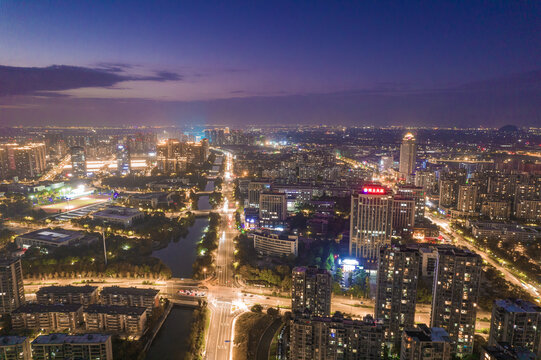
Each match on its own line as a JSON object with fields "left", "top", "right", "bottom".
{"left": 39, "top": 195, "right": 109, "bottom": 213}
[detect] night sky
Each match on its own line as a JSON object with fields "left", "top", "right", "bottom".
{"left": 0, "top": 1, "right": 539, "bottom": 127}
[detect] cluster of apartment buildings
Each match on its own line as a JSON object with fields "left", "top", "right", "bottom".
{"left": 0, "top": 143, "right": 47, "bottom": 180}
{"left": 288, "top": 245, "right": 541, "bottom": 359}
{"left": 156, "top": 138, "right": 209, "bottom": 174}
{"left": 0, "top": 333, "right": 113, "bottom": 360}
{"left": 10, "top": 285, "right": 159, "bottom": 338}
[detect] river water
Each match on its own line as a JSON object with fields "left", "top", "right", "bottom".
{"left": 146, "top": 182, "right": 214, "bottom": 359}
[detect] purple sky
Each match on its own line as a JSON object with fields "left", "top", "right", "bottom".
{"left": 0, "top": 1, "right": 540, "bottom": 127}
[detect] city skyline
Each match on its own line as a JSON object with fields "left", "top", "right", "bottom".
{"left": 1, "top": 1, "right": 540, "bottom": 127}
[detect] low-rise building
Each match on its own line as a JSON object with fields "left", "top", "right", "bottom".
{"left": 0, "top": 336, "right": 31, "bottom": 360}
{"left": 11, "top": 304, "right": 83, "bottom": 332}
{"left": 100, "top": 286, "right": 159, "bottom": 315}
{"left": 252, "top": 229, "right": 298, "bottom": 257}
{"left": 472, "top": 222, "right": 540, "bottom": 243}
{"left": 15, "top": 228, "right": 95, "bottom": 248}
{"left": 84, "top": 304, "right": 147, "bottom": 336}
{"left": 400, "top": 324, "right": 451, "bottom": 360}
{"left": 36, "top": 285, "right": 98, "bottom": 306}
{"left": 32, "top": 333, "right": 113, "bottom": 360}
{"left": 91, "top": 206, "right": 144, "bottom": 227}
{"left": 127, "top": 192, "right": 175, "bottom": 209}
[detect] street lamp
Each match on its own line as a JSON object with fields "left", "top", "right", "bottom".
{"left": 102, "top": 230, "right": 108, "bottom": 266}
{"left": 203, "top": 267, "right": 207, "bottom": 280}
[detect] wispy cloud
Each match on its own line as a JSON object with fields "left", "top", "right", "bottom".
{"left": 0, "top": 64, "right": 182, "bottom": 96}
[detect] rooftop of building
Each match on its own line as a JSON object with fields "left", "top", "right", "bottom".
{"left": 404, "top": 324, "right": 450, "bottom": 343}
{"left": 252, "top": 229, "right": 298, "bottom": 241}
{"left": 0, "top": 257, "right": 20, "bottom": 267}
{"left": 32, "top": 333, "right": 111, "bottom": 345}
{"left": 381, "top": 244, "right": 423, "bottom": 254}
{"left": 84, "top": 304, "right": 147, "bottom": 316}
{"left": 13, "top": 303, "right": 83, "bottom": 314}
{"left": 100, "top": 286, "right": 159, "bottom": 297}
{"left": 433, "top": 244, "right": 481, "bottom": 259}
{"left": 0, "top": 336, "right": 27, "bottom": 346}
{"left": 92, "top": 205, "right": 142, "bottom": 219}
{"left": 292, "top": 265, "right": 331, "bottom": 275}
{"left": 17, "top": 228, "right": 84, "bottom": 243}
{"left": 495, "top": 299, "right": 541, "bottom": 313}
{"left": 36, "top": 285, "right": 98, "bottom": 295}
{"left": 483, "top": 342, "right": 536, "bottom": 360}
{"left": 294, "top": 312, "right": 383, "bottom": 328}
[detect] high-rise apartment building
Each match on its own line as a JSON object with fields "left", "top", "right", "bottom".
{"left": 0, "top": 336, "right": 31, "bottom": 360}
{"left": 115, "top": 144, "right": 131, "bottom": 176}
{"left": 156, "top": 139, "right": 185, "bottom": 174}
{"left": 457, "top": 185, "right": 478, "bottom": 215}
{"left": 0, "top": 143, "right": 46, "bottom": 180}
{"left": 489, "top": 299, "right": 541, "bottom": 357}
{"left": 70, "top": 146, "right": 86, "bottom": 178}
{"left": 36, "top": 285, "right": 98, "bottom": 306}
{"left": 400, "top": 324, "right": 452, "bottom": 360}
{"left": 289, "top": 313, "right": 384, "bottom": 360}
{"left": 430, "top": 246, "right": 482, "bottom": 355}
{"left": 415, "top": 170, "right": 437, "bottom": 194}
{"left": 399, "top": 133, "right": 416, "bottom": 182}
{"left": 32, "top": 334, "right": 113, "bottom": 360}
{"left": 375, "top": 245, "right": 420, "bottom": 350}
{"left": 438, "top": 179, "right": 459, "bottom": 209}
{"left": 350, "top": 184, "right": 392, "bottom": 261}
{"left": 480, "top": 200, "right": 511, "bottom": 220}
{"left": 515, "top": 199, "right": 541, "bottom": 222}
{"left": 291, "top": 266, "right": 332, "bottom": 317}
{"left": 0, "top": 258, "right": 25, "bottom": 315}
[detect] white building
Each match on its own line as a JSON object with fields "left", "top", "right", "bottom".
{"left": 252, "top": 230, "right": 298, "bottom": 257}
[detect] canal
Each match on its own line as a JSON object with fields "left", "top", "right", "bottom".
{"left": 146, "top": 182, "right": 215, "bottom": 359}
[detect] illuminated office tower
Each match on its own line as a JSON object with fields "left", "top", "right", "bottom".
{"left": 397, "top": 185, "right": 425, "bottom": 222}
{"left": 259, "top": 192, "right": 287, "bottom": 221}
{"left": 430, "top": 246, "right": 482, "bottom": 356}
{"left": 391, "top": 196, "right": 415, "bottom": 235}
{"left": 349, "top": 184, "right": 392, "bottom": 262}
{"left": 115, "top": 144, "right": 130, "bottom": 176}
{"left": 70, "top": 146, "right": 86, "bottom": 178}
{"left": 399, "top": 133, "right": 417, "bottom": 183}
{"left": 375, "top": 245, "right": 420, "bottom": 350}
{"left": 247, "top": 181, "right": 271, "bottom": 208}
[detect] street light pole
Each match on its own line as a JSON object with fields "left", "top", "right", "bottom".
{"left": 102, "top": 231, "right": 108, "bottom": 266}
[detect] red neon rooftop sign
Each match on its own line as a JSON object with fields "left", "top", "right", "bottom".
{"left": 362, "top": 186, "right": 386, "bottom": 194}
